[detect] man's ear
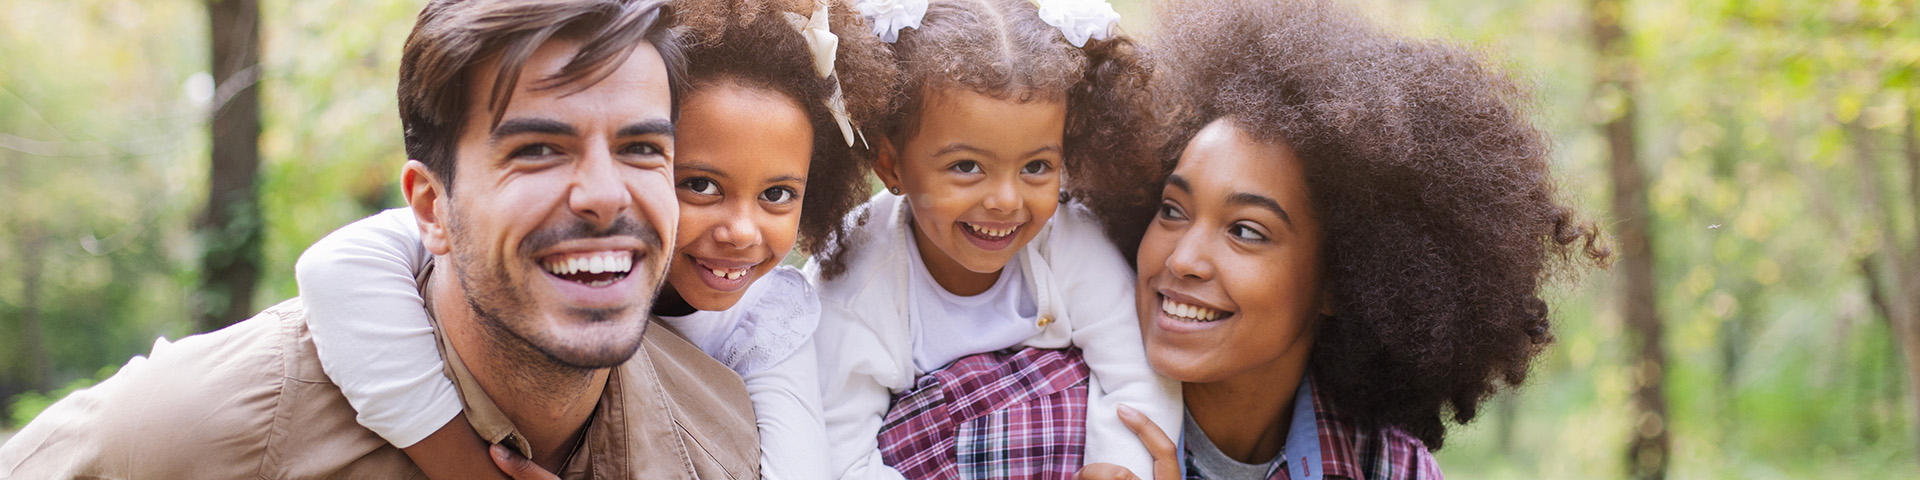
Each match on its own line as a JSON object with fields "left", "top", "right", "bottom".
{"left": 873, "top": 136, "right": 903, "bottom": 194}
{"left": 403, "top": 161, "right": 453, "bottom": 256}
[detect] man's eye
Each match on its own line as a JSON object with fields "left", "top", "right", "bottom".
{"left": 622, "top": 142, "right": 663, "bottom": 156}
{"left": 680, "top": 178, "right": 720, "bottom": 195}
{"left": 761, "top": 187, "right": 798, "bottom": 204}
{"left": 511, "top": 144, "right": 559, "bottom": 158}
{"left": 951, "top": 161, "right": 982, "bottom": 174}
{"left": 1021, "top": 160, "right": 1052, "bottom": 175}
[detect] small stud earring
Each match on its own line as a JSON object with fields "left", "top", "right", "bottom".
{"left": 889, "top": 186, "right": 902, "bottom": 195}
{"left": 1058, "top": 190, "right": 1071, "bottom": 203}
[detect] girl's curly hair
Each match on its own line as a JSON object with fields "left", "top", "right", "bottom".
{"left": 1152, "top": 0, "right": 1611, "bottom": 448}
{"left": 815, "top": 0, "right": 1161, "bottom": 277}
{"left": 671, "top": 0, "right": 899, "bottom": 258}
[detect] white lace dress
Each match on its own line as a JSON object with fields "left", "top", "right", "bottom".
{"left": 658, "top": 266, "right": 829, "bottom": 480}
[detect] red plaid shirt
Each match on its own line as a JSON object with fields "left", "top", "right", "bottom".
{"left": 1181, "top": 377, "right": 1442, "bottom": 480}
{"left": 878, "top": 347, "right": 1090, "bottom": 479}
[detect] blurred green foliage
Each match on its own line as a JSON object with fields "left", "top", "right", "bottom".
{"left": 0, "top": 0, "right": 1916, "bottom": 478}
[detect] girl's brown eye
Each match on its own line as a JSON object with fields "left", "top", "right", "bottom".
{"left": 761, "top": 187, "right": 798, "bottom": 204}
{"left": 1022, "top": 160, "right": 1051, "bottom": 175}
{"left": 950, "top": 160, "right": 983, "bottom": 174}
{"left": 680, "top": 178, "right": 720, "bottom": 196}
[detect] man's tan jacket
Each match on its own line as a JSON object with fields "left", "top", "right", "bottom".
{"left": 0, "top": 298, "right": 760, "bottom": 479}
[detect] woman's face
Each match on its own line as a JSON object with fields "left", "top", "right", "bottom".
{"left": 875, "top": 88, "right": 1065, "bottom": 290}
{"left": 1135, "top": 119, "right": 1328, "bottom": 384}
{"left": 664, "top": 82, "right": 812, "bottom": 311}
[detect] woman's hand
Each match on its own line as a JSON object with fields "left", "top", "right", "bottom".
{"left": 1075, "top": 404, "right": 1182, "bottom": 480}
{"left": 489, "top": 444, "right": 561, "bottom": 480}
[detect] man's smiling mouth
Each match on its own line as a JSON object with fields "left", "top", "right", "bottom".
{"left": 541, "top": 250, "right": 633, "bottom": 287}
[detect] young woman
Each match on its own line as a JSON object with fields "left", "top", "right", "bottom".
{"left": 811, "top": 0, "right": 1180, "bottom": 477}
{"left": 1091, "top": 0, "right": 1611, "bottom": 478}
{"left": 292, "top": 1, "right": 897, "bottom": 478}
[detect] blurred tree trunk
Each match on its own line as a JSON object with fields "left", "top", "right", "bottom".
{"left": 1589, "top": 0, "right": 1668, "bottom": 478}
{"left": 198, "top": 0, "right": 264, "bottom": 332}
{"left": 1849, "top": 104, "right": 1920, "bottom": 465}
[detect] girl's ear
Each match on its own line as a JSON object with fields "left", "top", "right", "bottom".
{"left": 874, "top": 135, "right": 904, "bottom": 194}
{"left": 402, "top": 160, "right": 453, "bottom": 256}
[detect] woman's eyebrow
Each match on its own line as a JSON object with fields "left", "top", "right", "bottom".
{"left": 1228, "top": 191, "right": 1293, "bottom": 230}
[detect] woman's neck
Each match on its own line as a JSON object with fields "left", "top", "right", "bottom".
{"left": 1183, "top": 345, "right": 1314, "bottom": 464}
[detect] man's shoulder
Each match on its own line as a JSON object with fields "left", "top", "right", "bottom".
{"left": 627, "top": 319, "right": 760, "bottom": 478}
{"left": 0, "top": 299, "right": 418, "bottom": 479}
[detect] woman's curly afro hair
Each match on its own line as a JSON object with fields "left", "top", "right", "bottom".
{"left": 671, "top": 0, "right": 899, "bottom": 258}
{"left": 1152, "top": 0, "right": 1611, "bottom": 448}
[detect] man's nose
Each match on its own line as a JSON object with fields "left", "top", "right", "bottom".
{"left": 570, "top": 150, "right": 628, "bottom": 229}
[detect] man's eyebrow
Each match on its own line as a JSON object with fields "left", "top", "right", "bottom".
{"left": 617, "top": 119, "right": 674, "bottom": 139}
{"left": 489, "top": 118, "right": 574, "bottom": 145}
{"left": 1228, "top": 191, "right": 1294, "bottom": 230}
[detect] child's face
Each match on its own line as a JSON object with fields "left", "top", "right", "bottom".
{"left": 1135, "top": 119, "right": 1328, "bottom": 385}
{"left": 663, "top": 83, "right": 812, "bottom": 311}
{"left": 877, "top": 89, "right": 1065, "bottom": 289}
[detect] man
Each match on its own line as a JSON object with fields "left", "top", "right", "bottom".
{"left": 0, "top": 0, "right": 758, "bottom": 478}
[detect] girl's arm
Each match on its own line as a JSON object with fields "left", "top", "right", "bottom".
{"left": 743, "top": 337, "right": 830, "bottom": 480}
{"left": 813, "top": 300, "right": 910, "bottom": 480}
{"left": 1052, "top": 207, "right": 1185, "bottom": 477}
{"left": 294, "top": 208, "right": 504, "bottom": 480}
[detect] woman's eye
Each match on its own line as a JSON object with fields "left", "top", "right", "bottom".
{"left": 1158, "top": 202, "right": 1186, "bottom": 221}
{"left": 621, "top": 142, "right": 663, "bottom": 156}
{"left": 761, "top": 187, "right": 798, "bottom": 204}
{"left": 510, "top": 144, "right": 559, "bottom": 159}
{"left": 950, "top": 161, "right": 983, "bottom": 174}
{"left": 680, "top": 178, "right": 720, "bottom": 196}
{"left": 1021, "top": 160, "right": 1052, "bottom": 175}
{"left": 1229, "top": 223, "right": 1269, "bottom": 241}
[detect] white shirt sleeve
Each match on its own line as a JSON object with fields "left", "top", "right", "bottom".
{"left": 1056, "top": 212, "right": 1185, "bottom": 474}
{"left": 813, "top": 300, "right": 908, "bottom": 480}
{"left": 747, "top": 337, "right": 831, "bottom": 480}
{"left": 292, "top": 208, "right": 460, "bottom": 448}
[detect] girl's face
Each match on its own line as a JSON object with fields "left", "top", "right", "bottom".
{"left": 876, "top": 88, "right": 1065, "bottom": 292}
{"left": 665, "top": 82, "right": 812, "bottom": 311}
{"left": 1135, "top": 119, "right": 1329, "bottom": 384}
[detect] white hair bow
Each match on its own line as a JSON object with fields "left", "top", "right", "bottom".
{"left": 853, "top": 0, "right": 928, "bottom": 43}
{"left": 1034, "top": 0, "right": 1119, "bottom": 48}
{"left": 787, "top": 1, "right": 862, "bottom": 147}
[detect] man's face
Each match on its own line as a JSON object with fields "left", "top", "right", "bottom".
{"left": 437, "top": 38, "right": 677, "bottom": 369}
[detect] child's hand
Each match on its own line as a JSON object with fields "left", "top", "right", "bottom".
{"left": 1075, "top": 404, "right": 1180, "bottom": 480}
{"left": 489, "top": 444, "right": 561, "bottom": 480}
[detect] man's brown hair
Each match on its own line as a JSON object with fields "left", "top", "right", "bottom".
{"left": 397, "top": 0, "right": 687, "bottom": 187}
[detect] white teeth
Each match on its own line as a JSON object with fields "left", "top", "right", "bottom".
{"left": 967, "top": 223, "right": 1016, "bottom": 238}
{"left": 706, "top": 265, "right": 749, "bottom": 280}
{"left": 1161, "top": 298, "right": 1225, "bottom": 322}
{"left": 541, "top": 251, "right": 635, "bottom": 277}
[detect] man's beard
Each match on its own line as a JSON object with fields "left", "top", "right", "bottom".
{"left": 449, "top": 207, "right": 666, "bottom": 371}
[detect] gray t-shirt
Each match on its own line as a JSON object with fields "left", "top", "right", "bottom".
{"left": 1184, "top": 409, "right": 1283, "bottom": 479}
